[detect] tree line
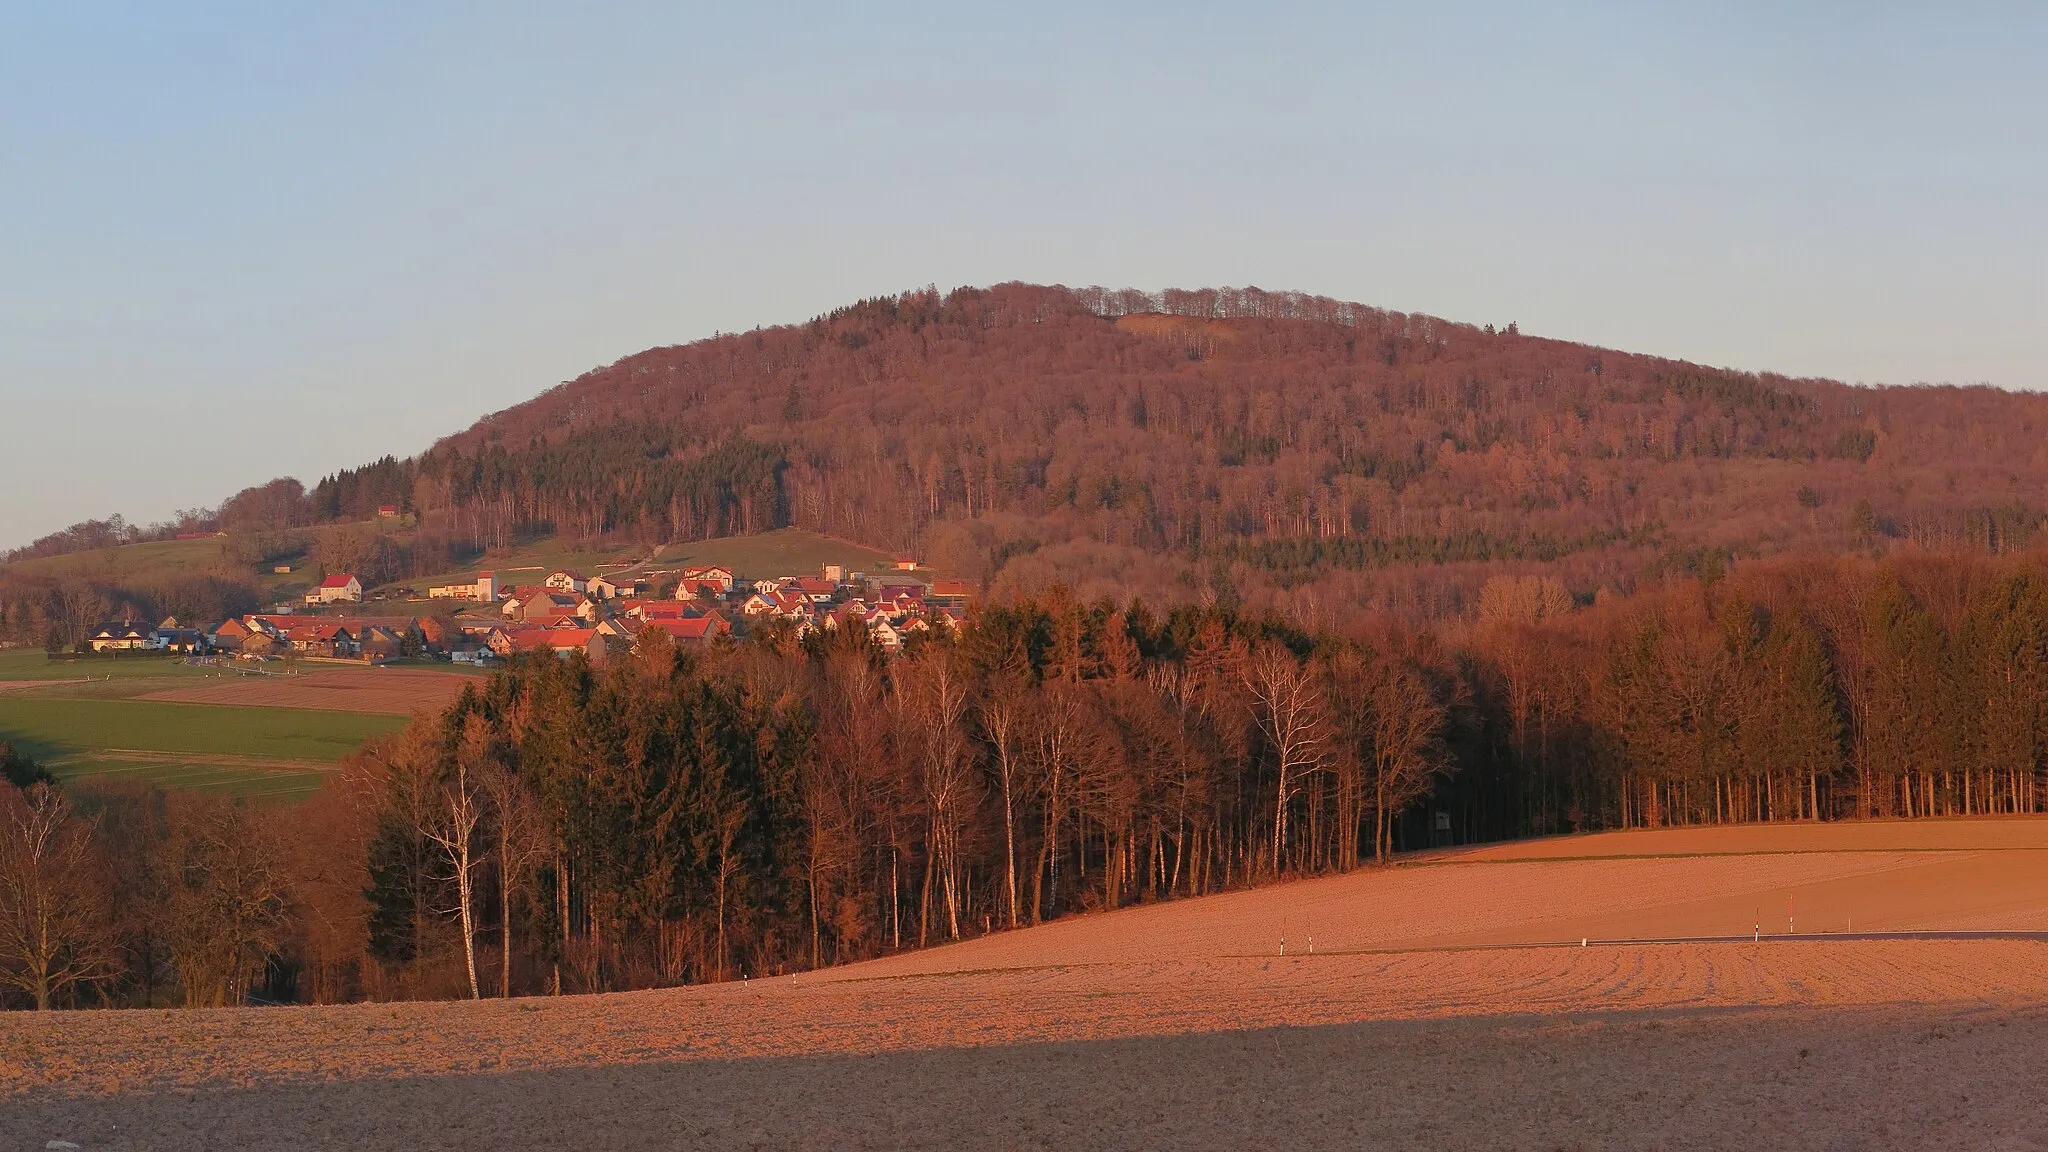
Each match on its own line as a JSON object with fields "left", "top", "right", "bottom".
{"left": 4, "top": 545, "right": 2047, "bottom": 1009}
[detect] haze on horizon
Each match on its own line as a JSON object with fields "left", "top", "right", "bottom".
{"left": 3, "top": 3, "right": 2043, "bottom": 551}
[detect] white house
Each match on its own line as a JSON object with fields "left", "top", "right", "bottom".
{"left": 313, "top": 574, "right": 363, "bottom": 603}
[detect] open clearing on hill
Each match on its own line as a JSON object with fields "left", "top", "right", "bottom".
{"left": 390, "top": 528, "right": 909, "bottom": 597}
{"left": 7, "top": 819, "right": 2046, "bottom": 1150}
{"left": 657, "top": 527, "right": 905, "bottom": 580}
{"left": 137, "top": 668, "right": 474, "bottom": 715}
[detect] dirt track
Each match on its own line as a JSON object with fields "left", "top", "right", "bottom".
{"left": 7, "top": 818, "right": 2048, "bottom": 1150}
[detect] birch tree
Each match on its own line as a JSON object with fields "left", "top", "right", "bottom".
{"left": 1244, "top": 640, "right": 1326, "bottom": 874}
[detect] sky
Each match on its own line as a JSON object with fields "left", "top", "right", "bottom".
{"left": 3, "top": 3, "right": 2044, "bottom": 550}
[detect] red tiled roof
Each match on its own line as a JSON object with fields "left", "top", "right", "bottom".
{"left": 641, "top": 617, "right": 729, "bottom": 641}
{"left": 319, "top": 574, "right": 358, "bottom": 589}
{"left": 510, "top": 627, "right": 597, "bottom": 651}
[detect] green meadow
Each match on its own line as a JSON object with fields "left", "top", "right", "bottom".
{"left": 0, "top": 648, "right": 214, "bottom": 682}
{"left": 0, "top": 693, "right": 404, "bottom": 802}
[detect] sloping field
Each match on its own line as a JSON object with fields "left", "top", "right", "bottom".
{"left": 137, "top": 668, "right": 475, "bottom": 715}
{"left": 843, "top": 817, "right": 2048, "bottom": 979}
{"left": 659, "top": 527, "right": 903, "bottom": 581}
{"left": 7, "top": 819, "right": 2048, "bottom": 1150}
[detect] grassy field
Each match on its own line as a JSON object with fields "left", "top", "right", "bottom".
{"left": 0, "top": 652, "right": 428, "bottom": 800}
{"left": 0, "top": 648, "right": 216, "bottom": 682}
{"left": 0, "top": 696, "right": 404, "bottom": 762}
{"left": 386, "top": 538, "right": 648, "bottom": 595}
{"left": 40, "top": 754, "right": 338, "bottom": 802}
{"left": 0, "top": 694, "right": 404, "bottom": 801}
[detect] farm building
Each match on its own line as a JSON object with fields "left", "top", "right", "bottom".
{"left": 311, "top": 573, "right": 364, "bottom": 604}
{"left": 929, "top": 579, "right": 976, "bottom": 604}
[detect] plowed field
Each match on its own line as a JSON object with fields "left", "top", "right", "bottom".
{"left": 8, "top": 818, "right": 2048, "bottom": 1150}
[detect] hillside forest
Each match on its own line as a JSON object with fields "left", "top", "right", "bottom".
{"left": 10, "top": 283, "right": 2048, "bottom": 644}
{"left": 6, "top": 544, "right": 2048, "bottom": 1008}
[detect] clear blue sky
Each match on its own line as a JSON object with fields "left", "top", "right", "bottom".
{"left": 4, "top": 3, "right": 2044, "bottom": 550}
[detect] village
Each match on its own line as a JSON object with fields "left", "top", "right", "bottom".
{"left": 85, "top": 560, "right": 975, "bottom": 667}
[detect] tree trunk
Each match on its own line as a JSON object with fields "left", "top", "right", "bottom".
{"left": 1272, "top": 761, "right": 1290, "bottom": 876}
{"left": 1000, "top": 759, "right": 1019, "bottom": 927}
{"left": 456, "top": 836, "right": 480, "bottom": 1000}
{"left": 498, "top": 823, "right": 512, "bottom": 999}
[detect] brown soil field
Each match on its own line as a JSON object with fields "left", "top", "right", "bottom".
{"left": 136, "top": 668, "right": 475, "bottom": 715}
{"left": 7, "top": 819, "right": 2048, "bottom": 1150}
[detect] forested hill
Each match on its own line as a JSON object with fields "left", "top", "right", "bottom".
{"left": 326, "top": 283, "right": 2048, "bottom": 620}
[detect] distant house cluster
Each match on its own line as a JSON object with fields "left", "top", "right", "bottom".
{"left": 89, "top": 611, "right": 410, "bottom": 662}
{"left": 86, "top": 560, "right": 974, "bottom": 669}
{"left": 462, "top": 561, "right": 971, "bottom": 666}
{"left": 87, "top": 620, "right": 204, "bottom": 653}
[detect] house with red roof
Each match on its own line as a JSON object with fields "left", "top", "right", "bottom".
{"left": 503, "top": 626, "right": 607, "bottom": 665}
{"left": 287, "top": 623, "right": 358, "bottom": 658}
{"left": 635, "top": 615, "right": 731, "bottom": 649}
{"left": 310, "top": 573, "right": 363, "bottom": 604}
{"left": 929, "top": 580, "right": 976, "bottom": 604}
{"left": 676, "top": 565, "right": 735, "bottom": 594}
{"left": 741, "top": 589, "right": 810, "bottom": 618}
{"left": 781, "top": 576, "right": 838, "bottom": 603}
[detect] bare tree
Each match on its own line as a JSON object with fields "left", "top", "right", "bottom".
{"left": 466, "top": 714, "right": 544, "bottom": 998}
{"left": 423, "top": 752, "right": 485, "bottom": 1001}
{"left": 0, "top": 784, "right": 115, "bottom": 1009}
{"left": 977, "top": 668, "right": 1030, "bottom": 928}
{"left": 1243, "top": 641, "right": 1327, "bottom": 874}
{"left": 1364, "top": 657, "right": 1449, "bottom": 862}
{"left": 894, "top": 646, "right": 975, "bottom": 942}
{"left": 1029, "top": 684, "right": 1082, "bottom": 921}
{"left": 806, "top": 649, "right": 885, "bottom": 966}
{"left": 154, "top": 794, "right": 293, "bottom": 1008}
